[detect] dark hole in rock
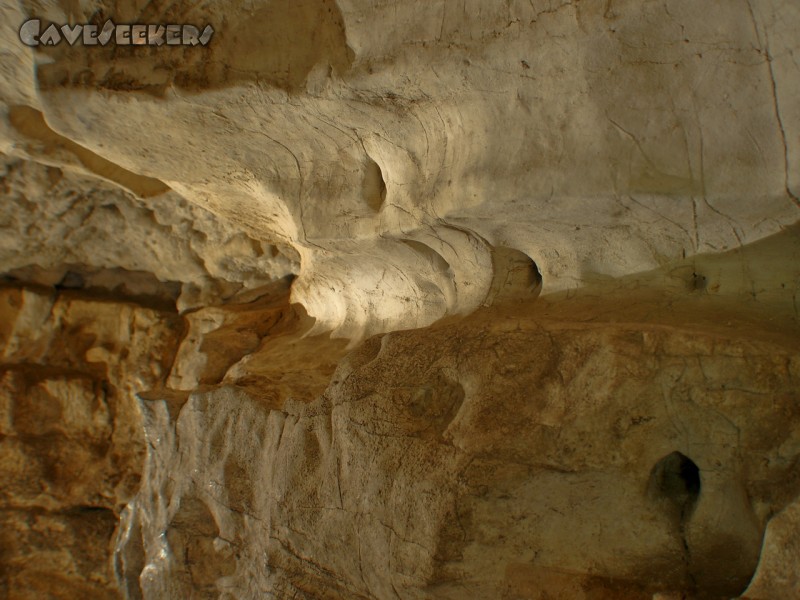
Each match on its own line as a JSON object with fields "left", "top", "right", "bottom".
{"left": 57, "top": 270, "right": 86, "bottom": 290}
{"left": 74, "top": 505, "right": 112, "bottom": 515}
{"left": 649, "top": 451, "right": 701, "bottom": 516}
{"left": 689, "top": 272, "right": 708, "bottom": 292}
{"left": 531, "top": 259, "right": 543, "bottom": 292}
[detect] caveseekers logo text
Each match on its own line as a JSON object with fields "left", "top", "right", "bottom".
{"left": 20, "top": 19, "right": 214, "bottom": 47}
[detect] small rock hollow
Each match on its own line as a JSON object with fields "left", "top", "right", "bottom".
{"left": 650, "top": 451, "right": 701, "bottom": 516}
{"left": 363, "top": 157, "right": 387, "bottom": 213}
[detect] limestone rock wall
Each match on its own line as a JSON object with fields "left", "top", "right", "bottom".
{"left": 0, "top": 154, "right": 296, "bottom": 310}
{"left": 0, "top": 286, "right": 182, "bottom": 598}
{"left": 2, "top": 0, "right": 799, "bottom": 339}
{"left": 0, "top": 0, "right": 799, "bottom": 598}
{"left": 119, "top": 306, "right": 800, "bottom": 599}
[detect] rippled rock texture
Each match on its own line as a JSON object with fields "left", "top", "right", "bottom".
{"left": 120, "top": 304, "right": 800, "bottom": 600}
{"left": 1, "top": 0, "right": 799, "bottom": 598}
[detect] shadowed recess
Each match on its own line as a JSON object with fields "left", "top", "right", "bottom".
{"left": 8, "top": 105, "right": 169, "bottom": 197}
{"left": 649, "top": 451, "right": 701, "bottom": 517}
{"left": 32, "top": 0, "right": 355, "bottom": 94}
{"left": 362, "top": 156, "right": 387, "bottom": 212}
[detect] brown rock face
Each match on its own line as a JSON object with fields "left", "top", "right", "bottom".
{"left": 115, "top": 300, "right": 800, "bottom": 600}
{"left": 0, "top": 287, "right": 183, "bottom": 598}
{"left": 1, "top": 0, "right": 799, "bottom": 598}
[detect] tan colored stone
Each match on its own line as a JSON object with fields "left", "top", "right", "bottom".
{"left": 118, "top": 300, "right": 800, "bottom": 599}
{"left": 0, "top": 0, "right": 798, "bottom": 597}
{"left": 0, "top": 287, "right": 184, "bottom": 597}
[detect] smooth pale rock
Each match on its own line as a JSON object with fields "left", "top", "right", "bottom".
{"left": 742, "top": 497, "right": 800, "bottom": 599}
{"left": 1, "top": 0, "right": 798, "bottom": 338}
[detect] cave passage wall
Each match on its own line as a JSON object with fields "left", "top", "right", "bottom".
{"left": 0, "top": 0, "right": 799, "bottom": 598}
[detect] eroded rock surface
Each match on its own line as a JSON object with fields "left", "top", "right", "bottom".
{"left": 117, "top": 301, "right": 800, "bottom": 600}
{"left": 3, "top": 0, "right": 799, "bottom": 338}
{"left": 0, "top": 286, "right": 182, "bottom": 598}
{"left": 0, "top": 0, "right": 799, "bottom": 598}
{"left": 0, "top": 155, "right": 296, "bottom": 310}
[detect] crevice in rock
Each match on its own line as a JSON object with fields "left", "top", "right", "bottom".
{"left": 745, "top": 0, "right": 800, "bottom": 209}
{"left": 362, "top": 156, "right": 387, "bottom": 213}
{"left": 1, "top": 265, "right": 182, "bottom": 313}
{"left": 649, "top": 452, "right": 702, "bottom": 595}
